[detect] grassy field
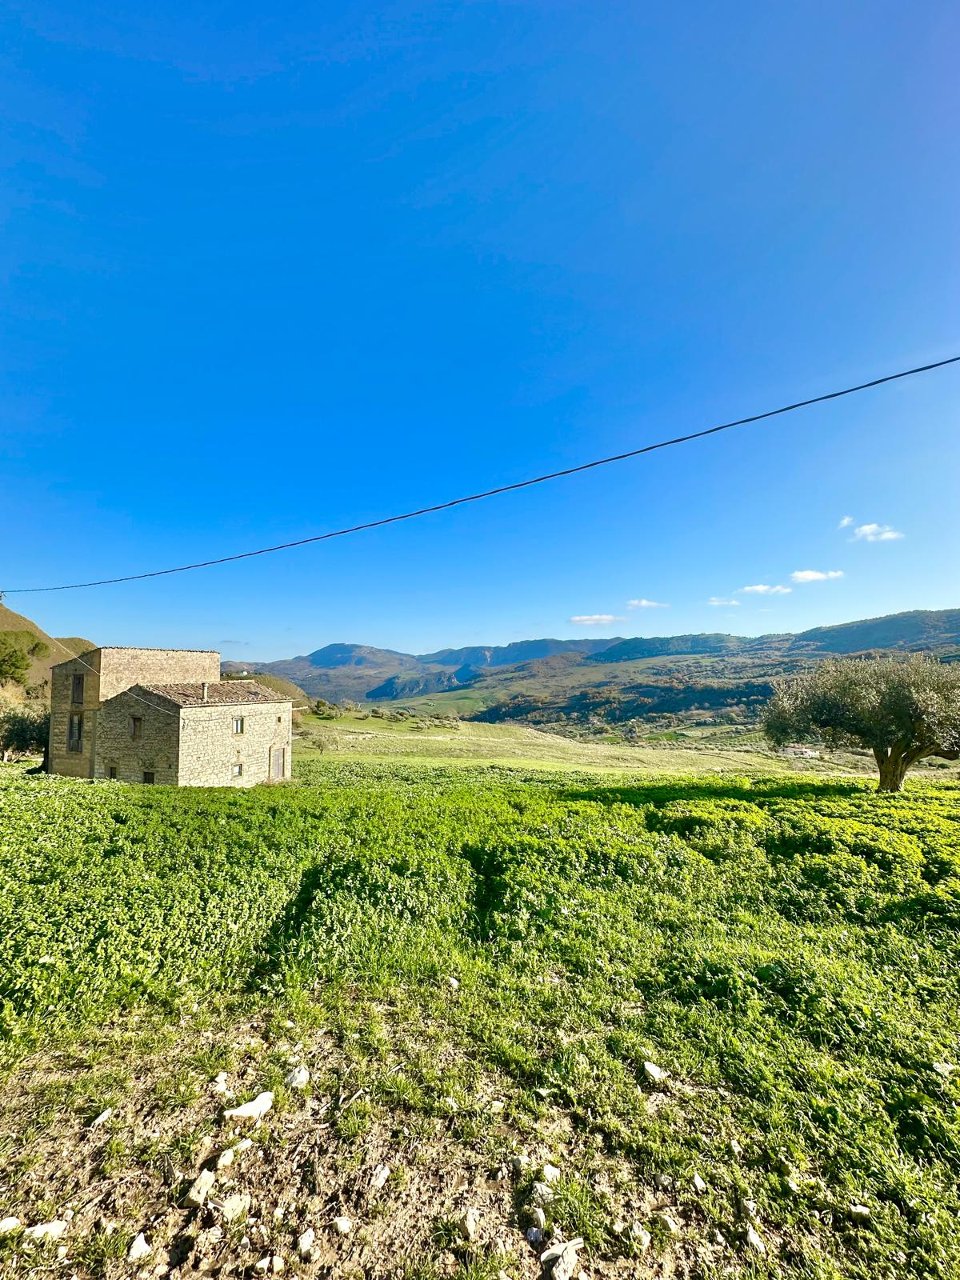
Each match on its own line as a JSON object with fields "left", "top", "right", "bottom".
{"left": 293, "top": 708, "right": 873, "bottom": 778}
{"left": 2, "top": 755, "right": 960, "bottom": 1279}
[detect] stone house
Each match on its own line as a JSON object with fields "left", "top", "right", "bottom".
{"left": 48, "top": 647, "right": 292, "bottom": 786}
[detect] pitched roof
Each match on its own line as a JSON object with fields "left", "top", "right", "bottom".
{"left": 135, "top": 681, "right": 291, "bottom": 708}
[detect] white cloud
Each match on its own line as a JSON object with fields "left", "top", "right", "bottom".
{"left": 852, "top": 522, "right": 904, "bottom": 542}
{"left": 838, "top": 515, "right": 855, "bottom": 529}
{"left": 708, "top": 597, "right": 740, "bottom": 606}
{"left": 739, "top": 584, "right": 792, "bottom": 595}
{"left": 569, "top": 614, "right": 624, "bottom": 626}
{"left": 790, "top": 569, "right": 844, "bottom": 583}
{"left": 627, "top": 598, "right": 669, "bottom": 609}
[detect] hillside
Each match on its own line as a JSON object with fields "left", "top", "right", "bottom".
{"left": 234, "top": 610, "right": 960, "bottom": 729}
{"left": 0, "top": 604, "right": 94, "bottom": 697}
{"left": 2, "top": 762, "right": 960, "bottom": 1279}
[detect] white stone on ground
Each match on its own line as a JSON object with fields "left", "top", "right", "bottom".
{"left": 850, "top": 1204, "right": 871, "bottom": 1222}
{"left": 746, "top": 1225, "right": 765, "bottom": 1253}
{"left": 127, "top": 1233, "right": 152, "bottom": 1263}
{"left": 297, "top": 1228, "right": 315, "bottom": 1260}
{"left": 693, "top": 1173, "right": 707, "bottom": 1193}
{"left": 224, "top": 1092, "right": 274, "bottom": 1122}
{"left": 184, "top": 1170, "right": 216, "bottom": 1209}
{"left": 216, "top": 1193, "right": 252, "bottom": 1223}
{"left": 371, "top": 1163, "right": 390, "bottom": 1190}
{"left": 24, "top": 1220, "right": 68, "bottom": 1242}
{"left": 0, "top": 1218, "right": 22, "bottom": 1236}
{"left": 90, "top": 1108, "right": 113, "bottom": 1128}
{"left": 285, "top": 1065, "right": 310, "bottom": 1090}
{"left": 458, "top": 1207, "right": 480, "bottom": 1242}
{"left": 531, "top": 1181, "right": 555, "bottom": 1207}
{"left": 541, "top": 1163, "right": 562, "bottom": 1183}
{"left": 333, "top": 1215, "right": 353, "bottom": 1235}
{"left": 643, "top": 1061, "right": 668, "bottom": 1084}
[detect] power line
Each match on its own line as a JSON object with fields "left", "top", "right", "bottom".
{"left": 4, "top": 351, "right": 958, "bottom": 595}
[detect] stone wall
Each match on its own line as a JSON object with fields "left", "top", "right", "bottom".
{"left": 48, "top": 651, "right": 102, "bottom": 778}
{"left": 97, "top": 649, "right": 219, "bottom": 701}
{"left": 178, "top": 701, "right": 292, "bottom": 787}
{"left": 95, "top": 689, "right": 181, "bottom": 784}
{"left": 48, "top": 647, "right": 220, "bottom": 779}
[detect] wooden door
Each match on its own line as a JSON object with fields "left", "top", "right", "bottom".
{"left": 270, "top": 746, "right": 285, "bottom": 780}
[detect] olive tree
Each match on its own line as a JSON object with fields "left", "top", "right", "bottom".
{"left": 762, "top": 655, "right": 960, "bottom": 791}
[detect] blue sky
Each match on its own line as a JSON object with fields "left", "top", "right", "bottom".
{"left": 2, "top": 1, "right": 958, "bottom": 660}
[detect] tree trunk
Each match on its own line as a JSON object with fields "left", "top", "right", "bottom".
{"left": 876, "top": 752, "right": 908, "bottom": 792}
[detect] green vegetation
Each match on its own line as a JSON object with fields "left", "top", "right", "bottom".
{"left": 765, "top": 656, "right": 960, "bottom": 791}
{"left": 2, "top": 760, "right": 960, "bottom": 1277}
{"left": 0, "top": 632, "right": 48, "bottom": 688}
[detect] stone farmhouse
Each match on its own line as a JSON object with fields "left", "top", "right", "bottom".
{"left": 48, "top": 647, "right": 292, "bottom": 787}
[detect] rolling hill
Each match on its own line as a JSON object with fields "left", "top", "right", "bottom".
{"left": 0, "top": 603, "right": 95, "bottom": 698}
{"left": 232, "top": 609, "right": 960, "bottom": 726}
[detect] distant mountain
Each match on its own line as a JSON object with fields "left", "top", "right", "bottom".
{"left": 419, "top": 638, "right": 619, "bottom": 667}
{"left": 236, "top": 608, "right": 960, "bottom": 709}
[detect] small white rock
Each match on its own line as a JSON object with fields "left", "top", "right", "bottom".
{"left": 224, "top": 1092, "right": 274, "bottom": 1123}
{"left": 0, "top": 1217, "right": 22, "bottom": 1236}
{"left": 529, "top": 1207, "right": 546, "bottom": 1230}
{"left": 447, "top": 976, "right": 460, "bottom": 991}
{"left": 850, "top": 1203, "right": 871, "bottom": 1222}
{"left": 511, "top": 1153, "right": 531, "bottom": 1174}
{"left": 211, "top": 1072, "right": 230, "bottom": 1095}
{"left": 458, "top": 1207, "right": 480, "bottom": 1242}
{"left": 933, "top": 1062, "right": 957, "bottom": 1078}
{"left": 183, "top": 1169, "right": 216, "bottom": 1209}
{"left": 90, "top": 1108, "right": 113, "bottom": 1128}
{"left": 62, "top": 1209, "right": 75, "bottom": 1222}
{"left": 729, "top": 1138, "right": 743, "bottom": 1157}
{"left": 631, "top": 1226, "right": 652, "bottom": 1252}
{"left": 56, "top": 1245, "right": 68, "bottom": 1260}
{"left": 128, "top": 1233, "right": 152, "bottom": 1263}
{"left": 333, "top": 1215, "right": 352, "bottom": 1235}
{"left": 215, "top": 1193, "right": 252, "bottom": 1223}
{"left": 371, "top": 1163, "right": 391, "bottom": 1190}
{"left": 235, "top": 1137, "right": 254, "bottom": 1154}
{"left": 655, "top": 1212, "right": 680, "bottom": 1236}
{"left": 297, "top": 1228, "right": 315, "bottom": 1259}
{"left": 745, "top": 1225, "right": 765, "bottom": 1253}
{"left": 254, "top": 1255, "right": 284, "bottom": 1274}
{"left": 24, "top": 1220, "right": 68, "bottom": 1242}
{"left": 643, "top": 1061, "right": 668, "bottom": 1084}
{"left": 531, "top": 1181, "right": 555, "bottom": 1207}
{"left": 541, "top": 1163, "right": 562, "bottom": 1184}
{"left": 693, "top": 1173, "right": 707, "bottom": 1194}
{"left": 285, "top": 1065, "right": 310, "bottom": 1090}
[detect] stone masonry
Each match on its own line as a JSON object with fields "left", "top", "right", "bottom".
{"left": 48, "top": 648, "right": 292, "bottom": 787}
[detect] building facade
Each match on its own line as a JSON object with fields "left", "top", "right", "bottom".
{"left": 48, "top": 648, "right": 292, "bottom": 787}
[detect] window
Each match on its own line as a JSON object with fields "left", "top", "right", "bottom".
{"left": 231, "top": 763, "right": 243, "bottom": 778}
{"left": 233, "top": 717, "right": 245, "bottom": 735}
{"left": 108, "top": 766, "right": 117, "bottom": 780}
{"left": 130, "top": 716, "right": 143, "bottom": 740}
{"left": 71, "top": 673, "right": 84, "bottom": 704}
{"left": 143, "top": 771, "right": 155, "bottom": 784}
{"left": 67, "top": 713, "right": 83, "bottom": 753}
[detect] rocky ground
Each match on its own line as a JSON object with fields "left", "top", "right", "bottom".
{"left": 0, "top": 1003, "right": 736, "bottom": 1280}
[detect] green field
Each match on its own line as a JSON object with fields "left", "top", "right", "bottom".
{"left": 294, "top": 708, "right": 874, "bottom": 777}
{"left": 2, "top": 755, "right": 960, "bottom": 1279}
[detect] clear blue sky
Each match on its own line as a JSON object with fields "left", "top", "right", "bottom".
{"left": 2, "top": 1, "right": 958, "bottom": 660}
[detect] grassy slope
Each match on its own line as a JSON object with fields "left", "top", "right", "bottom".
{"left": 0, "top": 603, "right": 94, "bottom": 694}
{"left": 2, "top": 758, "right": 960, "bottom": 1278}
{"left": 294, "top": 709, "right": 870, "bottom": 777}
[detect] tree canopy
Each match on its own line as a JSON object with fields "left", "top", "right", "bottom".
{"left": 763, "top": 654, "right": 960, "bottom": 791}
{"left": 0, "top": 631, "right": 49, "bottom": 687}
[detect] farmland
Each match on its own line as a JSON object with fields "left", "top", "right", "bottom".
{"left": 2, "top": 755, "right": 960, "bottom": 1280}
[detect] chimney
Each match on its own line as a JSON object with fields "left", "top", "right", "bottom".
{"left": 201, "top": 682, "right": 209, "bottom": 702}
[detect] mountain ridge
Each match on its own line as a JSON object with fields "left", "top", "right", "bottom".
{"left": 233, "top": 608, "right": 960, "bottom": 708}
